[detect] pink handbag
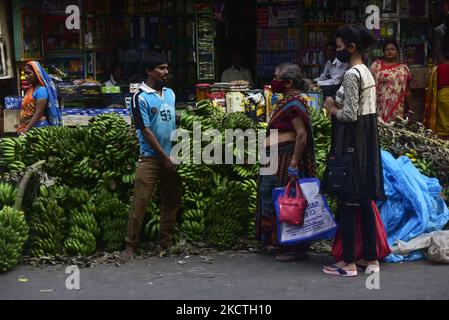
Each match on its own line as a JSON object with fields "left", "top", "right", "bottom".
{"left": 278, "top": 181, "right": 308, "bottom": 226}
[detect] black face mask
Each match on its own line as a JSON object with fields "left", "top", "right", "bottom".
{"left": 336, "top": 49, "right": 351, "bottom": 63}
{"left": 154, "top": 80, "right": 165, "bottom": 91}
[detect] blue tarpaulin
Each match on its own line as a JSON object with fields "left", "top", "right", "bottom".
{"left": 379, "top": 151, "right": 449, "bottom": 262}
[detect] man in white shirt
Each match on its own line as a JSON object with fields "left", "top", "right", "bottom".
{"left": 221, "top": 51, "right": 254, "bottom": 88}
{"left": 314, "top": 42, "right": 348, "bottom": 98}
{"left": 104, "top": 63, "right": 126, "bottom": 87}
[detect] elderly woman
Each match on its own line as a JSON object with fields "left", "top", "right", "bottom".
{"left": 18, "top": 61, "right": 62, "bottom": 135}
{"left": 323, "top": 25, "right": 385, "bottom": 277}
{"left": 370, "top": 40, "right": 412, "bottom": 122}
{"left": 256, "top": 63, "right": 317, "bottom": 262}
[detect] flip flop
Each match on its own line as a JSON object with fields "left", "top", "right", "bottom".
{"left": 322, "top": 264, "right": 358, "bottom": 277}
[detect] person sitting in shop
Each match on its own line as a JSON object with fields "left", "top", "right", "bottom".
{"left": 17, "top": 61, "right": 62, "bottom": 135}
{"left": 432, "top": 11, "right": 449, "bottom": 65}
{"left": 221, "top": 51, "right": 255, "bottom": 88}
{"left": 104, "top": 63, "right": 126, "bottom": 87}
{"left": 123, "top": 52, "right": 182, "bottom": 258}
{"left": 313, "top": 42, "right": 348, "bottom": 98}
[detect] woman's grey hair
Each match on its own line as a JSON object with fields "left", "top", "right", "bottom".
{"left": 276, "top": 63, "right": 308, "bottom": 91}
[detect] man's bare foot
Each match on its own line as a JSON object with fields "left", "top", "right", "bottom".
{"left": 122, "top": 245, "right": 136, "bottom": 259}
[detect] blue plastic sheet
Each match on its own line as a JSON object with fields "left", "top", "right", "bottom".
{"left": 379, "top": 151, "right": 449, "bottom": 262}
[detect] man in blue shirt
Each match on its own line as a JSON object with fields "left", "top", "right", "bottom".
{"left": 124, "top": 52, "right": 182, "bottom": 257}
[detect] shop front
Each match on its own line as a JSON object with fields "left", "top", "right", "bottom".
{"left": 1, "top": 0, "right": 447, "bottom": 133}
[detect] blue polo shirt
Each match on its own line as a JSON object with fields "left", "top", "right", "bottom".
{"left": 130, "top": 83, "right": 176, "bottom": 157}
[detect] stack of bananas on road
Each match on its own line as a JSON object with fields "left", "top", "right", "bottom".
{"left": 0, "top": 182, "right": 17, "bottom": 209}
{"left": 180, "top": 191, "right": 207, "bottom": 243}
{"left": 205, "top": 175, "right": 257, "bottom": 249}
{"left": 28, "top": 194, "right": 66, "bottom": 257}
{"left": 63, "top": 188, "right": 99, "bottom": 256}
{"left": 0, "top": 206, "right": 29, "bottom": 273}
{"left": 93, "top": 189, "right": 129, "bottom": 252}
{"left": 176, "top": 101, "right": 261, "bottom": 247}
{"left": 0, "top": 137, "right": 26, "bottom": 173}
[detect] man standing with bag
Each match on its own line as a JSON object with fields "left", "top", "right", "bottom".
{"left": 123, "top": 52, "right": 182, "bottom": 257}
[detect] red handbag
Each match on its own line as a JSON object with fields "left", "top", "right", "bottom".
{"left": 278, "top": 181, "right": 308, "bottom": 226}
{"left": 332, "top": 201, "right": 392, "bottom": 261}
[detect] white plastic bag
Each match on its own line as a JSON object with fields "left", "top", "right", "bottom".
{"left": 273, "top": 178, "right": 337, "bottom": 245}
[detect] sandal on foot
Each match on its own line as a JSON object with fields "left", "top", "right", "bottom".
{"left": 322, "top": 264, "right": 358, "bottom": 277}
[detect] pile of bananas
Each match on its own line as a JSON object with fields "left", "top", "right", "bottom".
{"left": 175, "top": 101, "right": 261, "bottom": 247}
{"left": 205, "top": 176, "right": 256, "bottom": 249}
{"left": 308, "top": 108, "right": 332, "bottom": 180}
{"left": 180, "top": 192, "right": 207, "bottom": 243}
{"left": 93, "top": 190, "right": 129, "bottom": 252}
{"left": 0, "top": 114, "right": 139, "bottom": 194}
{"left": 28, "top": 196, "right": 66, "bottom": 257}
{"left": 0, "top": 207, "right": 29, "bottom": 273}
{"left": 64, "top": 189, "right": 99, "bottom": 256}
{"left": 0, "top": 183, "right": 17, "bottom": 208}
{"left": 0, "top": 137, "right": 26, "bottom": 173}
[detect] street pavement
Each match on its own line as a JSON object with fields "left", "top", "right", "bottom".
{"left": 1, "top": 252, "right": 448, "bottom": 300}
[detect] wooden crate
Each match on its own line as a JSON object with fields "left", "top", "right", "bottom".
{"left": 3, "top": 109, "right": 20, "bottom": 133}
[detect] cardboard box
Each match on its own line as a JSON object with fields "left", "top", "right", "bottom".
{"left": 410, "top": 67, "right": 430, "bottom": 89}
{"left": 3, "top": 109, "right": 21, "bottom": 133}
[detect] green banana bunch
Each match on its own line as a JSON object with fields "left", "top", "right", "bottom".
{"left": 180, "top": 219, "right": 204, "bottom": 242}
{"left": 93, "top": 190, "right": 129, "bottom": 252}
{"left": 0, "top": 207, "right": 29, "bottom": 273}
{"left": 0, "top": 137, "right": 25, "bottom": 171}
{"left": 64, "top": 226, "right": 97, "bottom": 256}
{"left": 0, "top": 183, "right": 17, "bottom": 208}
{"left": 232, "top": 164, "right": 259, "bottom": 179}
{"left": 68, "top": 188, "right": 91, "bottom": 208}
{"left": 64, "top": 201, "right": 99, "bottom": 256}
{"left": 223, "top": 112, "right": 257, "bottom": 131}
{"left": 144, "top": 214, "right": 161, "bottom": 242}
{"left": 29, "top": 197, "right": 66, "bottom": 257}
{"left": 203, "top": 176, "right": 254, "bottom": 249}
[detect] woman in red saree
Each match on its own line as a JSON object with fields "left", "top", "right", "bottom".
{"left": 370, "top": 40, "right": 412, "bottom": 123}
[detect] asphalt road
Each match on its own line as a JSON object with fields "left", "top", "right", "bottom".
{"left": 1, "top": 252, "right": 448, "bottom": 300}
